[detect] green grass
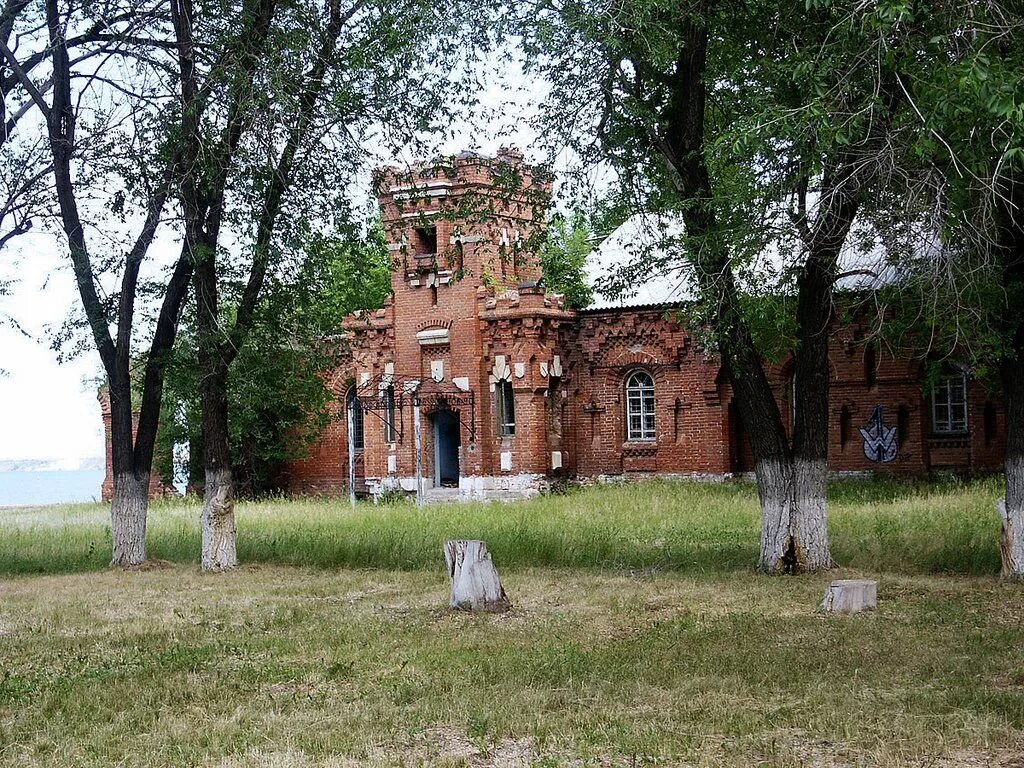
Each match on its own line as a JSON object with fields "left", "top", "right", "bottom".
{"left": 1, "top": 478, "right": 1022, "bottom": 766}
{"left": 0, "top": 566, "right": 1022, "bottom": 766}
{"left": 0, "top": 476, "right": 1007, "bottom": 576}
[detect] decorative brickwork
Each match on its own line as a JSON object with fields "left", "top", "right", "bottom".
{"left": 103, "top": 149, "right": 1004, "bottom": 501}
{"left": 275, "top": 151, "right": 1006, "bottom": 499}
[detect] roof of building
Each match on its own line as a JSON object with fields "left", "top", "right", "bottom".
{"left": 583, "top": 213, "right": 909, "bottom": 311}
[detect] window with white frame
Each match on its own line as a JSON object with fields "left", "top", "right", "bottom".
{"left": 625, "top": 370, "right": 656, "bottom": 441}
{"left": 347, "top": 388, "right": 364, "bottom": 451}
{"left": 931, "top": 369, "right": 968, "bottom": 434}
{"left": 382, "top": 385, "right": 397, "bottom": 443}
{"left": 495, "top": 379, "right": 515, "bottom": 436}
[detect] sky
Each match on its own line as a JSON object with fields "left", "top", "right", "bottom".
{"left": 0, "top": 232, "right": 106, "bottom": 462}
{"left": 0, "top": 58, "right": 551, "bottom": 464}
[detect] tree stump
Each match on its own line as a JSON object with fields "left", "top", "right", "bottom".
{"left": 820, "top": 579, "right": 877, "bottom": 614}
{"left": 443, "top": 540, "right": 511, "bottom": 612}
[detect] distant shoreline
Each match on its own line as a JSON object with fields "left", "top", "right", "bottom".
{"left": 0, "top": 458, "right": 104, "bottom": 473}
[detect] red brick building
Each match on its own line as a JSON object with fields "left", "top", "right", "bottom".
{"left": 278, "top": 149, "right": 1005, "bottom": 500}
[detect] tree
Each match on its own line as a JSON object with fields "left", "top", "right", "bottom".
{"left": 875, "top": 1, "right": 1024, "bottom": 576}
{"left": 169, "top": 0, "right": 489, "bottom": 569}
{"left": 539, "top": 212, "right": 594, "bottom": 309}
{"left": 0, "top": 0, "right": 195, "bottom": 566}
{"left": 161, "top": 223, "right": 391, "bottom": 497}
{"left": 518, "top": 0, "right": 924, "bottom": 572}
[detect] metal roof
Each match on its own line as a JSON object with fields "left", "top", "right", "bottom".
{"left": 584, "top": 213, "right": 909, "bottom": 311}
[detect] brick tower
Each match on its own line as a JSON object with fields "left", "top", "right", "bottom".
{"left": 338, "top": 148, "right": 574, "bottom": 498}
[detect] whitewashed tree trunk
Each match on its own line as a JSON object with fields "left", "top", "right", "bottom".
{"left": 792, "top": 457, "right": 833, "bottom": 571}
{"left": 757, "top": 458, "right": 795, "bottom": 573}
{"left": 444, "top": 540, "right": 510, "bottom": 612}
{"left": 999, "top": 457, "right": 1024, "bottom": 579}
{"left": 757, "top": 457, "right": 833, "bottom": 573}
{"left": 110, "top": 472, "right": 149, "bottom": 567}
{"left": 201, "top": 467, "right": 237, "bottom": 571}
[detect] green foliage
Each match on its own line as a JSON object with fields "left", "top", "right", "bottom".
{"left": 873, "top": 1, "right": 1024, "bottom": 370}
{"left": 161, "top": 224, "right": 391, "bottom": 496}
{"left": 539, "top": 212, "right": 594, "bottom": 308}
{"left": 517, "top": 0, "right": 932, "bottom": 361}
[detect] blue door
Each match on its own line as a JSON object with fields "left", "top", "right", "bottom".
{"left": 434, "top": 409, "right": 460, "bottom": 487}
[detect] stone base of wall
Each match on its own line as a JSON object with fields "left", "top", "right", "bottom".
{"left": 362, "top": 473, "right": 546, "bottom": 502}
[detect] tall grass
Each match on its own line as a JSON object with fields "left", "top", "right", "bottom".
{"left": 0, "top": 476, "right": 1004, "bottom": 576}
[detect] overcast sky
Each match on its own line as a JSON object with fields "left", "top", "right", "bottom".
{"left": 0, "top": 63, "right": 551, "bottom": 463}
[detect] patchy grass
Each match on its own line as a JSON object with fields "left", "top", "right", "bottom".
{"left": 0, "top": 565, "right": 1022, "bottom": 767}
{"left": 0, "top": 476, "right": 1006, "bottom": 576}
{"left": 0, "top": 478, "right": 1020, "bottom": 766}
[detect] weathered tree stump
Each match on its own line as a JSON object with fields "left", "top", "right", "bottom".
{"left": 443, "top": 540, "right": 510, "bottom": 613}
{"left": 820, "top": 579, "right": 877, "bottom": 614}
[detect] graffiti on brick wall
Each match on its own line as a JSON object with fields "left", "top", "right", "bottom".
{"left": 860, "top": 405, "right": 897, "bottom": 463}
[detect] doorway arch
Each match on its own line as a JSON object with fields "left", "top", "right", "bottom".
{"left": 433, "top": 407, "right": 460, "bottom": 487}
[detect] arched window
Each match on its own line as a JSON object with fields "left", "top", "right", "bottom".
{"left": 382, "top": 385, "right": 397, "bottom": 443}
{"left": 495, "top": 379, "right": 515, "bottom": 436}
{"left": 625, "top": 370, "right": 656, "bottom": 442}
{"left": 931, "top": 367, "right": 968, "bottom": 434}
{"left": 347, "top": 387, "right": 364, "bottom": 451}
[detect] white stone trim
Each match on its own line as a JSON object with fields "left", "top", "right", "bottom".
{"left": 417, "top": 327, "right": 450, "bottom": 346}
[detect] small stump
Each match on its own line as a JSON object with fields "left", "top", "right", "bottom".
{"left": 443, "top": 540, "right": 510, "bottom": 613}
{"left": 820, "top": 579, "right": 877, "bottom": 615}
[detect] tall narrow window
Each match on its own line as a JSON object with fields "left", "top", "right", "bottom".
{"left": 897, "top": 404, "right": 910, "bottom": 446}
{"left": 382, "top": 385, "right": 397, "bottom": 443}
{"left": 547, "top": 376, "right": 562, "bottom": 437}
{"left": 865, "top": 344, "right": 877, "bottom": 389}
{"left": 625, "top": 370, "right": 656, "bottom": 442}
{"left": 839, "top": 405, "right": 851, "bottom": 451}
{"left": 496, "top": 379, "right": 515, "bottom": 436}
{"left": 931, "top": 369, "right": 968, "bottom": 434}
{"left": 347, "top": 388, "right": 364, "bottom": 451}
{"left": 984, "top": 401, "right": 997, "bottom": 445}
{"left": 788, "top": 370, "right": 798, "bottom": 433}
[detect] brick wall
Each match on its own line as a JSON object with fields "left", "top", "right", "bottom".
{"left": 276, "top": 151, "right": 1009, "bottom": 494}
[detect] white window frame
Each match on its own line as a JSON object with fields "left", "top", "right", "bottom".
{"left": 382, "top": 385, "right": 397, "bottom": 443}
{"left": 347, "top": 388, "right": 365, "bottom": 451}
{"left": 496, "top": 379, "right": 515, "bottom": 437}
{"left": 931, "top": 369, "right": 968, "bottom": 435}
{"left": 625, "top": 370, "right": 656, "bottom": 442}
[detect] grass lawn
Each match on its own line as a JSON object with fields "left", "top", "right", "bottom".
{"left": 1, "top": 478, "right": 1023, "bottom": 766}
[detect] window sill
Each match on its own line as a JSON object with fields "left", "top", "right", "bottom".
{"left": 623, "top": 443, "right": 658, "bottom": 457}
{"left": 928, "top": 431, "right": 970, "bottom": 440}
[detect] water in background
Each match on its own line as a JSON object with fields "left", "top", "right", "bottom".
{"left": 0, "top": 470, "right": 105, "bottom": 507}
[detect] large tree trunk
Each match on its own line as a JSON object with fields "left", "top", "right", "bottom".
{"left": 196, "top": 255, "right": 237, "bottom": 571}
{"left": 756, "top": 457, "right": 795, "bottom": 572}
{"left": 1002, "top": 333, "right": 1024, "bottom": 578}
{"left": 999, "top": 177, "right": 1024, "bottom": 579}
{"left": 198, "top": 384, "right": 238, "bottom": 571}
{"left": 755, "top": 458, "right": 832, "bottom": 572}
{"left": 792, "top": 457, "right": 832, "bottom": 570}
{"left": 110, "top": 471, "right": 148, "bottom": 567}
{"left": 1000, "top": 339, "right": 1024, "bottom": 578}
{"left": 650, "top": 17, "right": 842, "bottom": 574}
{"left": 201, "top": 466, "right": 237, "bottom": 570}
